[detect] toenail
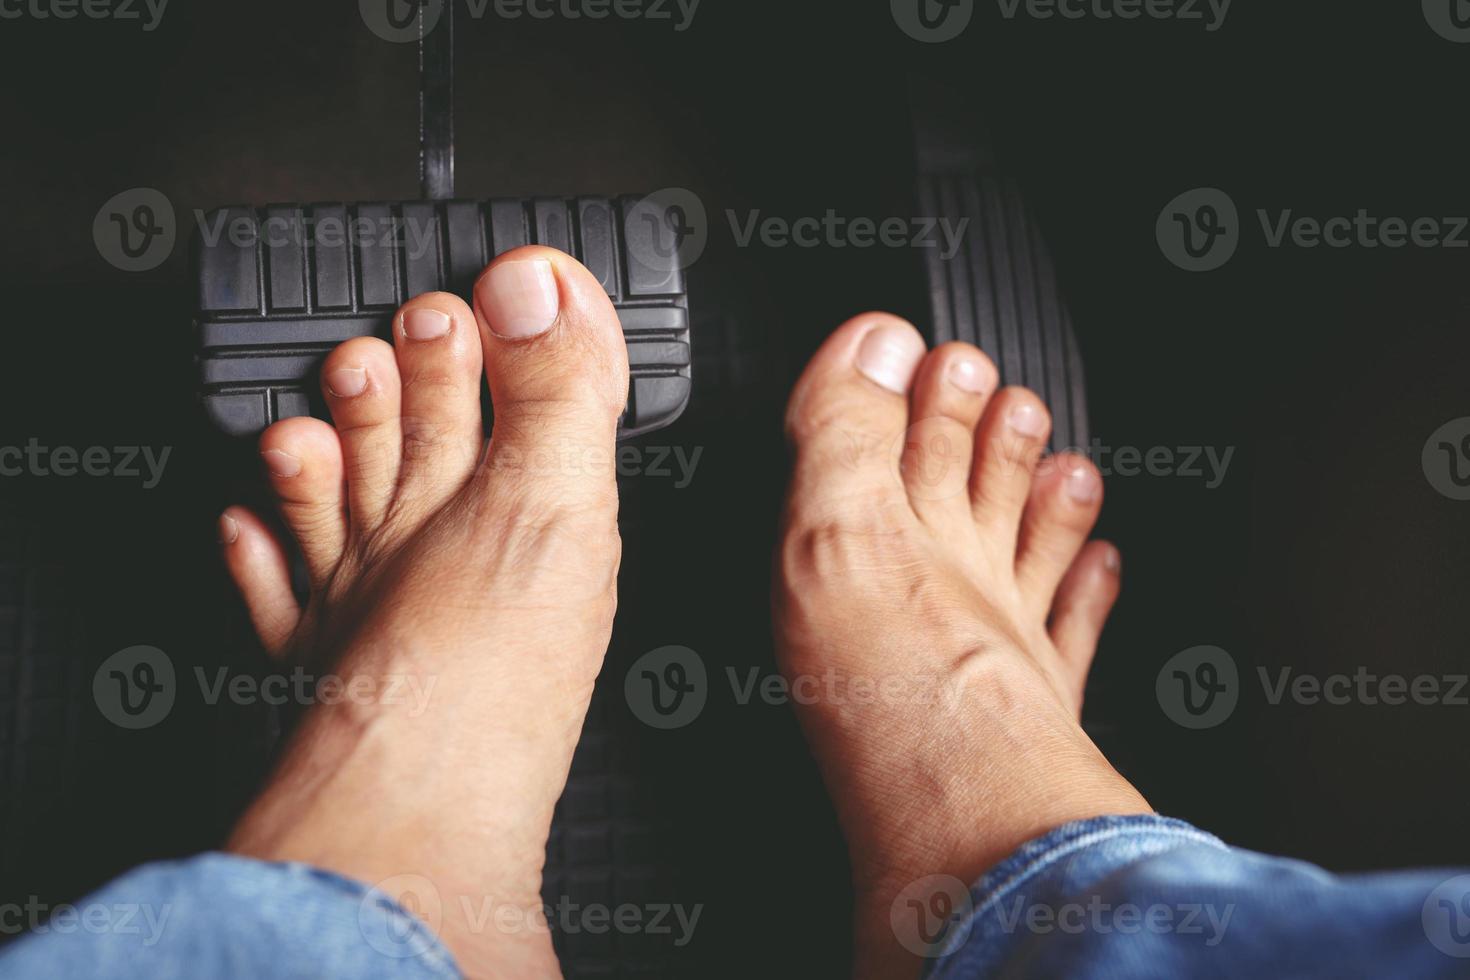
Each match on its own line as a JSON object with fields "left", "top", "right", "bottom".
{"left": 1064, "top": 463, "right": 1101, "bottom": 504}
{"left": 401, "top": 307, "right": 452, "bottom": 342}
{"left": 325, "top": 367, "right": 368, "bottom": 398}
{"left": 1005, "top": 402, "right": 1047, "bottom": 438}
{"left": 262, "top": 449, "right": 302, "bottom": 478}
{"left": 477, "top": 259, "right": 560, "bottom": 339}
{"left": 947, "top": 357, "right": 992, "bottom": 394}
{"left": 856, "top": 325, "right": 925, "bottom": 394}
{"left": 218, "top": 513, "right": 239, "bottom": 545}
{"left": 1104, "top": 546, "right": 1122, "bottom": 574}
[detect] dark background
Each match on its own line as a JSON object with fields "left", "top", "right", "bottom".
{"left": 2, "top": 1, "right": 1470, "bottom": 976}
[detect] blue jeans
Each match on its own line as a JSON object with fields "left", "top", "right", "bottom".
{"left": 2, "top": 815, "right": 1466, "bottom": 978}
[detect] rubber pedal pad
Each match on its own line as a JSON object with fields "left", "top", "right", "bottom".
{"left": 194, "top": 197, "right": 692, "bottom": 441}
{"left": 912, "top": 79, "right": 1090, "bottom": 455}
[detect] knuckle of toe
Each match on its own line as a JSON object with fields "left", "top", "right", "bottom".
{"left": 779, "top": 495, "right": 913, "bottom": 583}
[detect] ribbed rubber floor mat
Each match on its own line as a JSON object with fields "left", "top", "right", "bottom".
{"left": 913, "top": 78, "right": 1090, "bottom": 454}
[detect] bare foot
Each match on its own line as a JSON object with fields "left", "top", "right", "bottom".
{"left": 774, "top": 313, "right": 1151, "bottom": 978}
{"left": 218, "top": 247, "right": 629, "bottom": 977}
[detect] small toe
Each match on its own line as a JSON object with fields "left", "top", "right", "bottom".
{"left": 219, "top": 506, "right": 300, "bottom": 656}
{"left": 901, "top": 342, "right": 999, "bottom": 525}
{"left": 1049, "top": 540, "right": 1123, "bottom": 703}
{"left": 969, "top": 386, "right": 1052, "bottom": 557}
{"left": 1016, "top": 452, "right": 1104, "bottom": 609}
{"left": 320, "top": 336, "right": 402, "bottom": 533}
{"left": 258, "top": 416, "right": 347, "bottom": 586}
{"left": 390, "top": 291, "right": 485, "bottom": 515}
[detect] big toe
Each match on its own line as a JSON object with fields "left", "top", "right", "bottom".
{"left": 783, "top": 313, "right": 928, "bottom": 522}
{"left": 470, "top": 246, "right": 630, "bottom": 517}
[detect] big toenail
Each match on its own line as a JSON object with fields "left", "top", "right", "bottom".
{"left": 325, "top": 367, "right": 368, "bottom": 398}
{"left": 948, "top": 357, "right": 992, "bottom": 394}
{"left": 1005, "top": 402, "right": 1047, "bottom": 437}
{"left": 478, "top": 259, "right": 560, "bottom": 339}
{"left": 1064, "top": 464, "right": 1101, "bottom": 504}
{"left": 218, "top": 513, "right": 239, "bottom": 545}
{"left": 401, "top": 308, "right": 451, "bottom": 341}
{"left": 1104, "top": 546, "right": 1122, "bottom": 574}
{"left": 262, "top": 450, "right": 302, "bottom": 478}
{"left": 856, "top": 325, "right": 924, "bottom": 394}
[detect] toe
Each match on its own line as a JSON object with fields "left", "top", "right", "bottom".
{"left": 1049, "top": 541, "right": 1122, "bottom": 704}
{"left": 320, "top": 336, "right": 402, "bottom": 533}
{"left": 1016, "top": 452, "right": 1104, "bottom": 609}
{"left": 258, "top": 416, "right": 347, "bottom": 586}
{"left": 219, "top": 506, "right": 300, "bottom": 656}
{"left": 901, "top": 342, "right": 999, "bottom": 526}
{"left": 969, "top": 386, "right": 1052, "bottom": 557}
{"left": 470, "top": 246, "right": 630, "bottom": 521}
{"left": 390, "top": 292, "right": 485, "bottom": 516}
{"left": 784, "top": 313, "right": 928, "bottom": 518}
